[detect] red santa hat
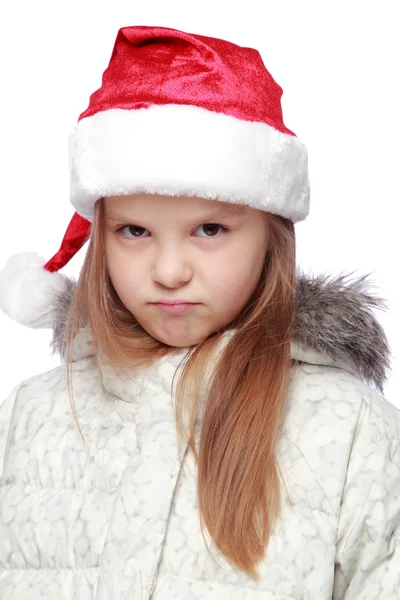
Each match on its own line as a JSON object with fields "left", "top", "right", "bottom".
{"left": 0, "top": 25, "right": 310, "bottom": 329}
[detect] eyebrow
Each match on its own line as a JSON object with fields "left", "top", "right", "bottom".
{"left": 105, "top": 204, "right": 246, "bottom": 222}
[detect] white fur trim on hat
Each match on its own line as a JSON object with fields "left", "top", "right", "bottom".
{"left": 68, "top": 104, "right": 310, "bottom": 223}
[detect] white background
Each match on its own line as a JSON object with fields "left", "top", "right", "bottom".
{"left": 0, "top": 1, "right": 399, "bottom": 407}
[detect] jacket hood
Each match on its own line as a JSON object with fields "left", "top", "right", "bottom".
{"left": 49, "top": 269, "right": 392, "bottom": 395}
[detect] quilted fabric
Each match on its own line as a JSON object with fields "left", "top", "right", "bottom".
{"left": 1, "top": 271, "right": 399, "bottom": 599}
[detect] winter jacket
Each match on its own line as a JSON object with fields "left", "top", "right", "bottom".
{"left": 0, "top": 271, "right": 399, "bottom": 599}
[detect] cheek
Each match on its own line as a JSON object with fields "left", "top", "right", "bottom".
{"left": 107, "top": 253, "right": 142, "bottom": 293}
{"left": 210, "top": 255, "right": 256, "bottom": 299}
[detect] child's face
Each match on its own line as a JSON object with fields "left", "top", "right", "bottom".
{"left": 103, "top": 193, "right": 270, "bottom": 348}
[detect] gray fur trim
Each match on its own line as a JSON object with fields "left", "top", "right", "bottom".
{"left": 49, "top": 275, "right": 77, "bottom": 361}
{"left": 49, "top": 269, "right": 392, "bottom": 394}
{"left": 294, "top": 269, "right": 391, "bottom": 394}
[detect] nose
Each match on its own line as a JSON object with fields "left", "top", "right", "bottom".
{"left": 152, "top": 250, "right": 191, "bottom": 288}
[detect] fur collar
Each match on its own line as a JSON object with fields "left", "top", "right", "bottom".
{"left": 49, "top": 269, "right": 391, "bottom": 395}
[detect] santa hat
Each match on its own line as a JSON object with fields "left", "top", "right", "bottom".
{"left": 0, "top": 24, "right": 310, "bottom": 329}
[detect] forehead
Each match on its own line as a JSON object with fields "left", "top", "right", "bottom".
{"left": 103, "top": 194, "right": 248, "bottom": 218}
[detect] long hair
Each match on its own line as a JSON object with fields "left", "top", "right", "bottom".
{"left": 59, "top": 197, "right": 297, "bottom": 579}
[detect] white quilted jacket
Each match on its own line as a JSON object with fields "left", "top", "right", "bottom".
{"left": 1, "top": 272, "right": 400, "bottom": 599}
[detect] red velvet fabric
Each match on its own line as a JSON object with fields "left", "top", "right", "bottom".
{"left": 44, "top": 212, "right": 91, "bottom": 273}
{"left": 78, "top": 25, "right": 295, "bottom": 136}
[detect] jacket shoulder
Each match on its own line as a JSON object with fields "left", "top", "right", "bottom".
{"left": 319, "top": 364, "right": 400, "bottom": 442}
{"left": 282, "top": 363, "right": 400, "bottom": 519}
{"left": 2, "top": 356, "right": 100, "bottom": 418}
{"left": 288, "top": 361, "right": 400, "bottom": 441}
{"left": 0, "top": 356, "right": 103, "bottom": 478}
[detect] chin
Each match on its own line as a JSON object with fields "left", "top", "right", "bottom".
{"left": 151, "top": 331, "right": 208, "bottom": 348}
{"left": 164, "top": 338, "right": 202, "bottom": 349}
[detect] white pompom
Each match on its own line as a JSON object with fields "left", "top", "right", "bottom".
{"left": 0, "top": 251, "right": 69, "bottom": 329}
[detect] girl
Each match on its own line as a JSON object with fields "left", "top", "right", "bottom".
{"left": 0, "top": 24, "right": 399, "bottom": 600}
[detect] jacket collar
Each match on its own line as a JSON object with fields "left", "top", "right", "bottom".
{"left": 50, "top": 269, "right": 391, "bottom": 395}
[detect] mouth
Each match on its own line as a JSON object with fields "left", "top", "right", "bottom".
{"left": 152, "top": 303, "right": 197, "bottom": 313}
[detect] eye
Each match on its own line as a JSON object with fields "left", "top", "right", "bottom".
{"left": 116, "top": 223, "right": 230, "bottom": 239}
{"left": 196, "top": 224, "right": 228, "bottom": 237}
{"left": 117, "top": 225, "right": 148, "bottom": 239}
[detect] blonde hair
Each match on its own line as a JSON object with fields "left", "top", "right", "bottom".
{"left": 59, "top": 197, "right": 298, "bottom": 579}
